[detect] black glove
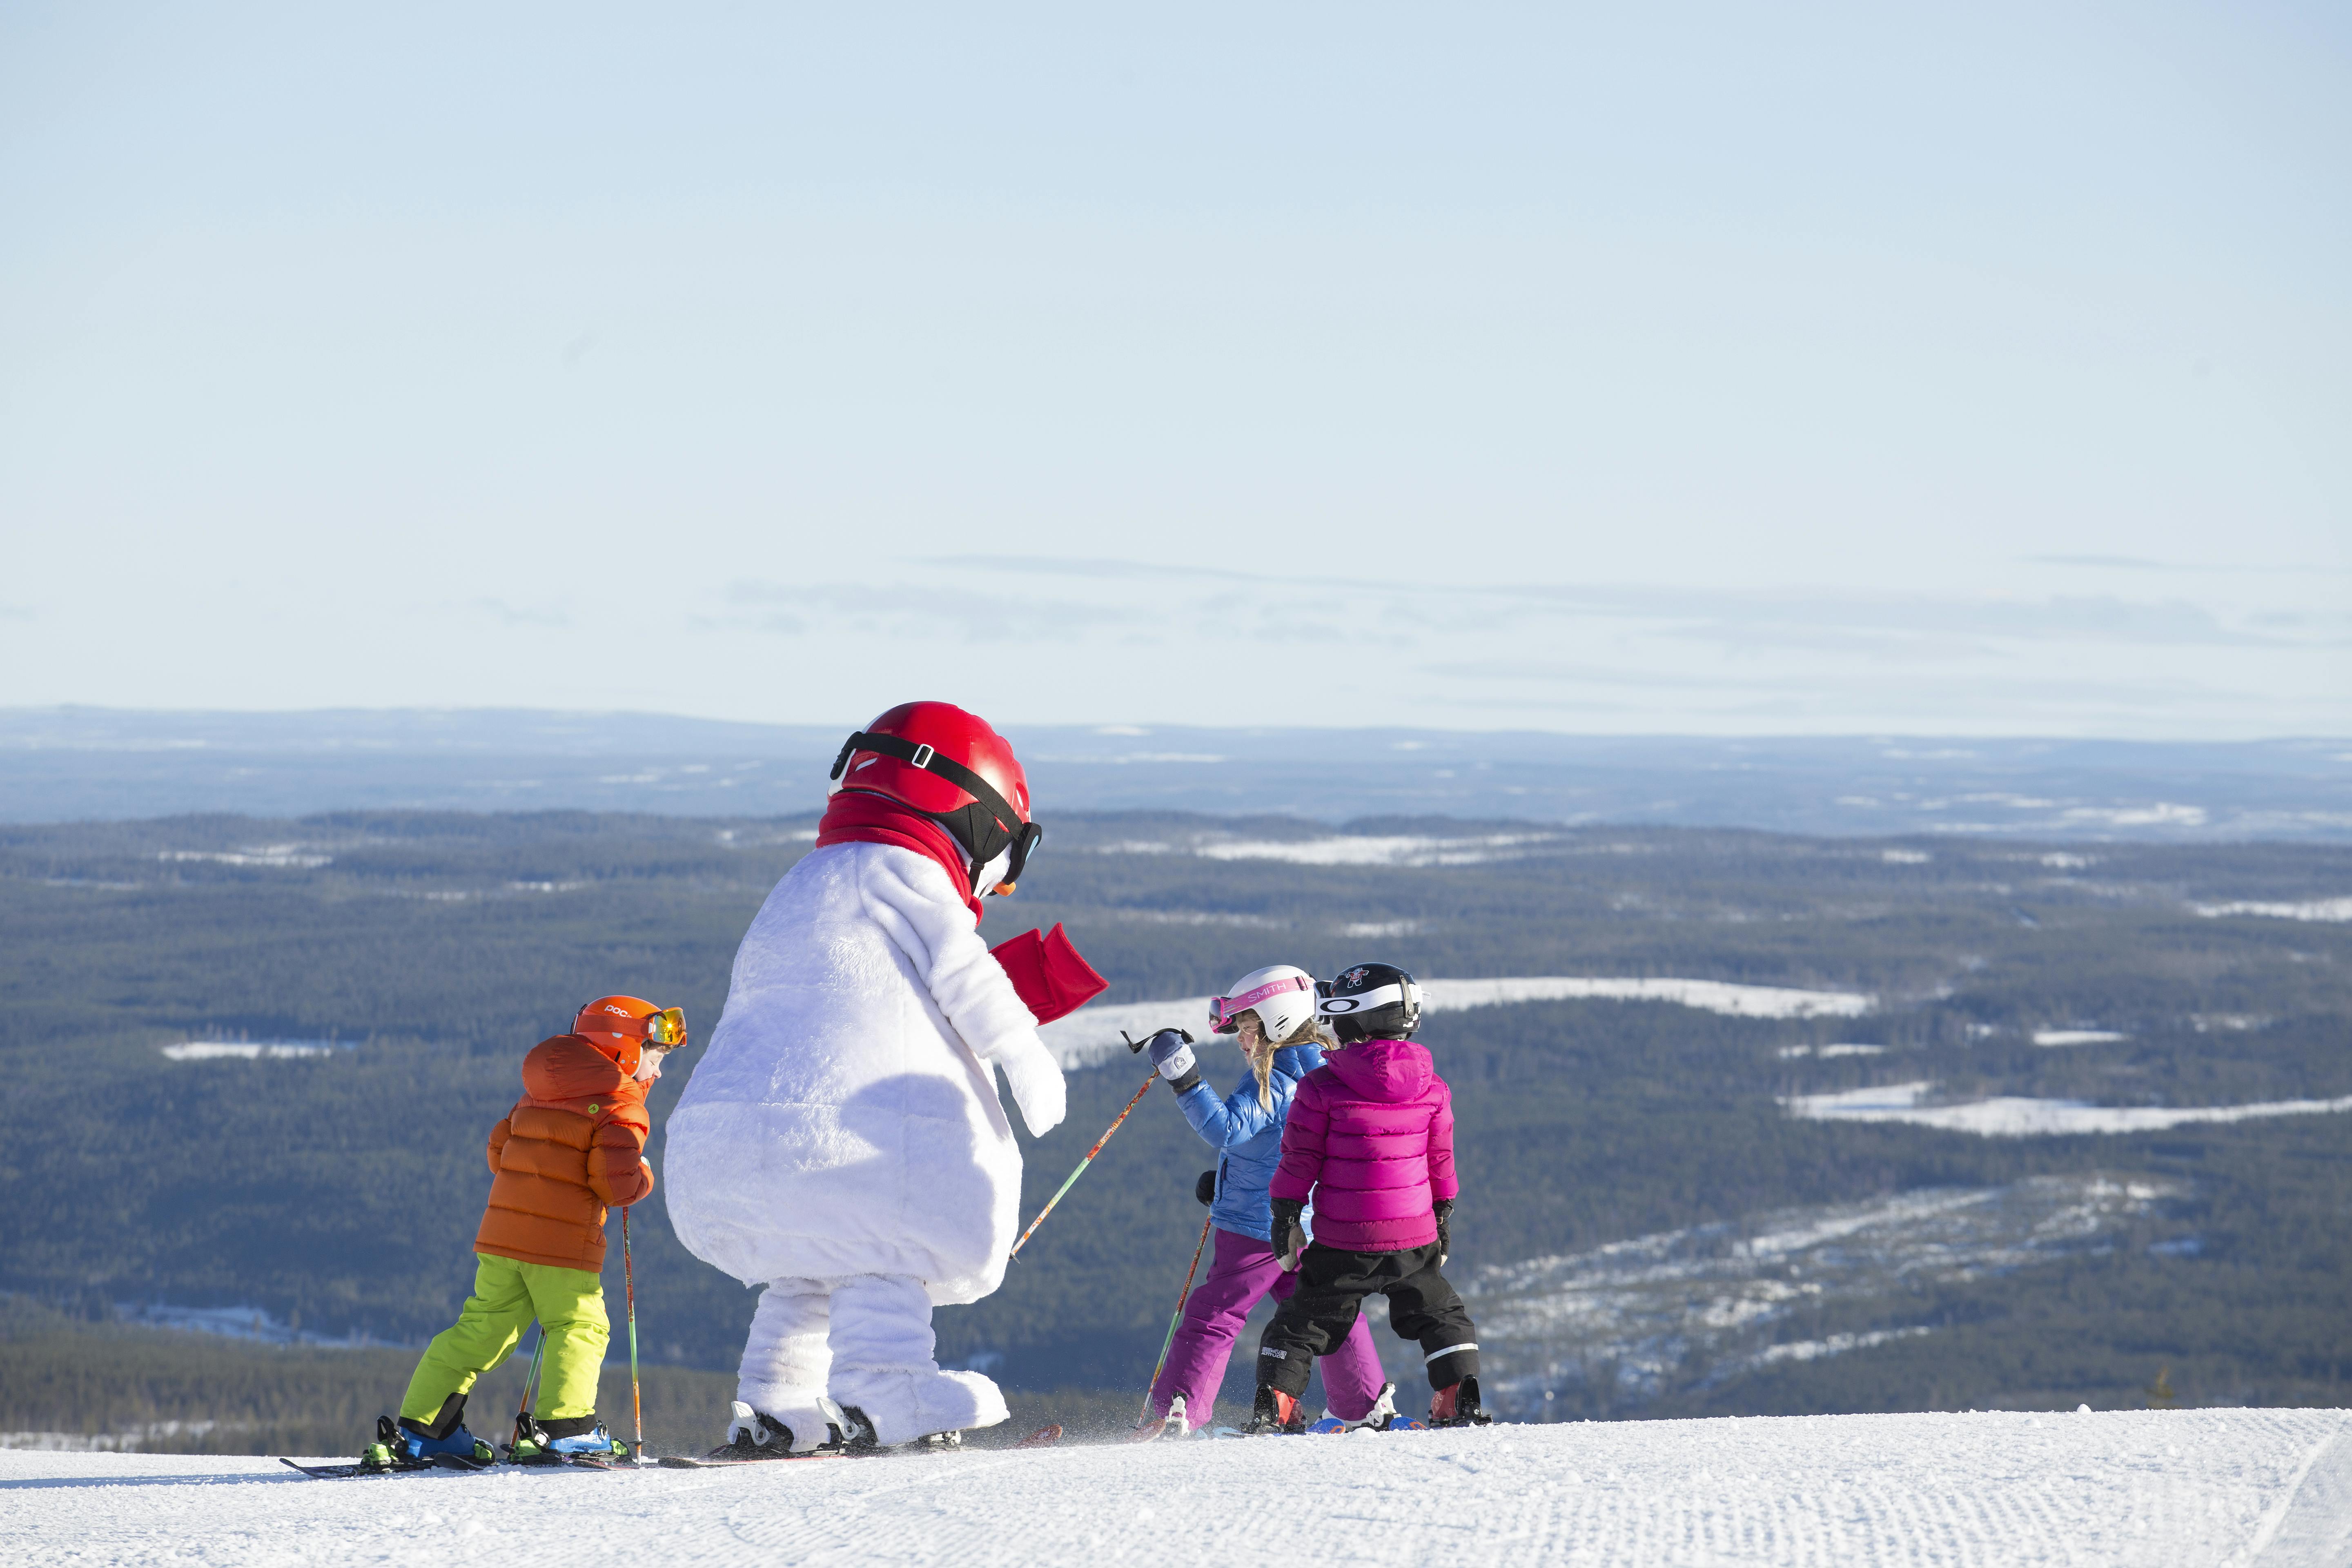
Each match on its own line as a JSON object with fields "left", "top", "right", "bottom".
{"left": 1270, "top": 1199, "right": 1307, "bottom": 1270}
{"left": 1195, "top": 1170, "right": 1218, "bottom": 1207}
{"left": 1434, "top": 1198, "right": 1454, "bottom": 1266}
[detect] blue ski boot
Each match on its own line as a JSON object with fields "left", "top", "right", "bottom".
{"left": 388, "top": 1401, "right": 495, "bottom": 1469}
{"left": 543, "top": 1418, "right": 631, "bottom": 1461}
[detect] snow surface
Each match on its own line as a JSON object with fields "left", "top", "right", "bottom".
{"left": 1038, "top": 976, "right": 1875, "bottom": 1069}
{"left": 1785, "top": 1082, "right": 2352, "bottom": 1137}
{"left": 7, "top": 1410, "right": 2349, "bottom": 1567}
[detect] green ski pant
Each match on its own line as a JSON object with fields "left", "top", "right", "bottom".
{"left": 401, "top": 1253, "right": 609, "bottom": 1426}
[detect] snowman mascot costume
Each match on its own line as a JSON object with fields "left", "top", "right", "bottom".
{"left": 665, "top": 702, "right": 1103, "bottom": 1453}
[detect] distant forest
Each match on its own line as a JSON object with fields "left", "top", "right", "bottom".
{"left": 2, "top": 810, "right": 2348, "bottom": 1450}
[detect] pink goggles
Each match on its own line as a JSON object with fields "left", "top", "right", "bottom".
{"left": 1208, "top": 974, "right": 1316, "bottom": 1033}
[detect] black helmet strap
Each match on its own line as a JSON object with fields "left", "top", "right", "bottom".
{"left": 831, "top": 730, "right": 1042, "bottom": 893}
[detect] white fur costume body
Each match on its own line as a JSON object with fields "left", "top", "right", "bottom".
{"left": 664, "top": 841, "right": 1067, "bottom": 1446}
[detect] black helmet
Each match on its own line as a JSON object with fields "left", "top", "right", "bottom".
{"left": 1319, "top": 962, "right": 1423, "bottom": 1044}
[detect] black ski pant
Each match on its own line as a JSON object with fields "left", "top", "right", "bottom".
{"left": 1256, "top": 1241, "right": 1479, "bottom": 1399}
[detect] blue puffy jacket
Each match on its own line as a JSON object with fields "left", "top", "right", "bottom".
{"left": 1175, "top": 1044, "right": 1325, "bottom": 1243}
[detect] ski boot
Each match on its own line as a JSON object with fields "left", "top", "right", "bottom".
{"left": 702, "top": 1399, "right": 841, "bottom": 1461}
{"left": 1308, "top": 1382, "right": 1413, "bottom": 1434}
{"left": 357, "top": 1416, "right": 414, "bottom": 1473}
{"left": 1129, "top": 1395, "right": 1188, "bottom": 1443}
{"left": 385, "top": 1410, "right": 495, "bottom": 1469}
{"left": 506, "top": 1411, "right": 552, "bottom": 1465}
{"left": 1243, "top": 1386, "right": 1307, "bottom": 1436}
{"left": 1428, "top": 1376, "right": 1493, "bottom": 1429}
{"left": 836, "top": 1404, "right": 962, "bottom": 1455}
{"left": 515, "top": 1420, "right": 626, "bottom": 1467}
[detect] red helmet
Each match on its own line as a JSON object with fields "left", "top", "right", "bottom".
{"left": 829, "top": 702, "right": 1042, "bottom": 894}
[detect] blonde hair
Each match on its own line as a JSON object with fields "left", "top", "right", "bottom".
{"left": 1235, "top": 1009, "right": 1339, "bottom": 1110}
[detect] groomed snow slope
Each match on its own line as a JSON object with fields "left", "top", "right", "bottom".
{"left": 7, "top": 1410, "right": 2350, "bottom": 1568}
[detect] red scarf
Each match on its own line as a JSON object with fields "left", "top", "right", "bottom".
{"left": 815, "top": 790, "right": 983, "bottom": 922}
{"left": 812, "top": 789, "right": 1110, "bottom": 1023}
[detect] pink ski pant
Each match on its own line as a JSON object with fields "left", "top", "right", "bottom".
{"left": 1147, "top": 1225, "right": 1385, "bottom": 1427}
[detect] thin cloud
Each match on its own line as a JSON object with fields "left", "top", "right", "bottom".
{"left": 2028, "top": 554, "right": 2181, "bottom": 570}
{"left": 927, "top": 555, "right": 1227, "bottom": 584}
{"left": 936, "top": 557, "right": 2293, "bottom": 649}
{"left": 717, "top": 580, "right": 1130, "bottom": 642}
{"left": 1441, "top": 671, "right": 2257, "bottom": 716}
{"left": 470, "top": 599, "right": 571, "bottom": 629}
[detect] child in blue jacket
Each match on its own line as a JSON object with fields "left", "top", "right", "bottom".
{"left": 1134, "top": 965, "right": 1393, "bottom": 1435}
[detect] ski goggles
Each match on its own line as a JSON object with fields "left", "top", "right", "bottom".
{"left": 1208, "top": 974, "right": 1316, "bottom": 1034}
{"left": 996, "top": 820, "right": 1045, "bottom": 892}
{"left": 589, "top": 1006, "right": 688, "bottom": 1048}
{"left": 1317, "top": 978, "right": 1422, "bottom": 1019}
{"left": 831, "top": 728, "right": 1043, "bottom": 894}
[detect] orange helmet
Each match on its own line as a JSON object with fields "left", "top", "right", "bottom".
{"left": 571, "top": 995, "right": 688, "bottom": 1077}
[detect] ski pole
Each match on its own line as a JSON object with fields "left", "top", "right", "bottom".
{"left": 622, "top": 1205, "right": 645, "bottom": 1464}
{"left": 1139, "top": 1210, "right": 1215, "bottom": 1426}
{"left": 1007, "top": 1073, "right": 1158, "bottom": 1262}
{"left": 512, "top": 1323, "right": 545, "bottom": 1451}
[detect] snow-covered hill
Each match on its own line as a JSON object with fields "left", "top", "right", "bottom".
{"left": 7, "top": 1410, "right": 2349, "bottom": 1567}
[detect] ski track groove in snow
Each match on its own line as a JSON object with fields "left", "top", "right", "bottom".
{"left": 4, "top": 1410, "right": 2348, "bottom": 1567}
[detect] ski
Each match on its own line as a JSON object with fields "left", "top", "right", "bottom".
{"left": 656, "top": 1424, "right": 1060, "bottom": 1468}
{"left": 504, "top": 1454, "right": 632, "bottom": 1470}
{"left": 279, "top": 1454, "right": 628, "bottom": 1479}
{"left": 277, "top": 1455, "right": 488, "bottom": 1480}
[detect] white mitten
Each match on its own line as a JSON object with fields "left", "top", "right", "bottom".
{"left": 996, "top": 1037, "right": 1067, "bottom": 1138}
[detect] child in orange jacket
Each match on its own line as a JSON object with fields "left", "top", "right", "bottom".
{"left": 376, "top": 995, "right": 682, "bottom": 1468}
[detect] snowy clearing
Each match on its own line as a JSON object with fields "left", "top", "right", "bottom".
{"left": 1409, "top": 1176, "right": 2169, "bottom": 1410}
{"left": 4, "top": 1410, "right": 2347, "bottom": 1567}
{"left": 1785, "top": 1082, "right": 2352, "bottom": 1137}
{"left": 1100, "top": 831, "right": 1567, "bottom": 866}
{"left": 2032, "top": 1029, "right": 2129, "bottom": 1047}
{"left": 156, "top": 845, "right": 333, "bottom": 869}
{"left": 2065, "top": 803, "right": 2209, "bottom": 828}
{"left": 103, "top": 1301, "right": 405, "bottom": 1351}
{"left": 1039, "top": 976, "right": 1875, "bottom": 1068}
{"left": 1194, "top": 832, "right": 1563, "bottom": 865}
{"left": 158, "top": 1042, "right": 345, "bottom": 1062}
{"left": 2194, "top": 898, "right": 2352, "bottom": 923}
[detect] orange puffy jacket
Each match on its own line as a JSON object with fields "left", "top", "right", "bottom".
{"left": 475, "top": 1034, "right": 655, "bottom": 1272}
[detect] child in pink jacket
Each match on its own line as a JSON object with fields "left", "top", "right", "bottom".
{"left": 1250, "top": 962, "right": 1490, "bottom": 1434}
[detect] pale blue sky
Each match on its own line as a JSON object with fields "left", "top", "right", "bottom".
{"left": 2, "top": 3, "right": 2345, "bottom": 735}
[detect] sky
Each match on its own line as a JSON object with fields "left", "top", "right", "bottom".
{"left": 1, "top": 2, "right": 2345, "bottom": 737}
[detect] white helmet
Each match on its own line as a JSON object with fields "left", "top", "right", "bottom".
{"left": 1208, "top": 964, "right": 1321, "bottom": 1044}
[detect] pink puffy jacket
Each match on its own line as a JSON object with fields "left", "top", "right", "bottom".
{"left": 1267, "top": 1037, "right": 1458, "bottom": 1252}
